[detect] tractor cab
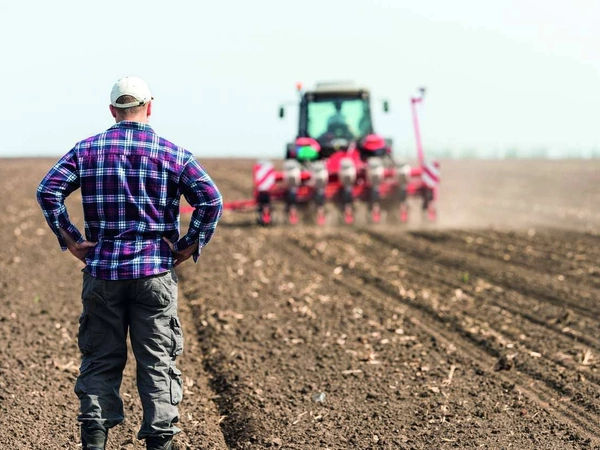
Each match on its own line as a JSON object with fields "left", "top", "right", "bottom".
{"left": 281, "top": 82, "right": 390, "bottom": 161}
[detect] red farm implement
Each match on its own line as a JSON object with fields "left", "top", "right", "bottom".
{"left": 197, "top": 82, "right": 439, "bottom": 225}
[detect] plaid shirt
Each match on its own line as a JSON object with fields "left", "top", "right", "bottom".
{"left": 37, "top": 121, "right": 223, "bottom": 280}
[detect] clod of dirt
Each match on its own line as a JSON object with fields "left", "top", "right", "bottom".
{"left": 312, "top": 392, "right": 326, "bottom": 403}
{"left": 495, "top": 353, "right": 516, "bottom": 371}
{"left": 554, "top": 309, "right": 574, "bottom": 325}
{"left": 270, "top": 437, "right": 283, "bottom": 447}
{"left": 366, "top": 391, "right": 379, "bottom": 400}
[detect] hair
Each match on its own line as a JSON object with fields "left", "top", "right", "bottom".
{"left": 114, "top": 95, "right": 146, "bottom": 117}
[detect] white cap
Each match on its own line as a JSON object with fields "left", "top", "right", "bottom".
{"left": 110, "top": 76, "right": 153, "bottom": 108}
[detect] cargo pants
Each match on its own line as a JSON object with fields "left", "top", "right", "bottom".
{"left": 74, "top": 269, "right": 184, "bottom": 440}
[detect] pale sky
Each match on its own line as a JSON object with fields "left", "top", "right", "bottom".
{"left": 1, "top": 0, "right": 599, "bottom": 159}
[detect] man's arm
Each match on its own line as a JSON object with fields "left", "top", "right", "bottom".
{"left": 171, "top": 157, "right": 223, "bottom": 263}
{"left": 36, "top": 149, "right": 86, "bottom": 250}
{"left": 59, "top": 228, "right": 97, "bottom": 264}
{"left": 162, "top": 238, "right": 199, "bottom": 267}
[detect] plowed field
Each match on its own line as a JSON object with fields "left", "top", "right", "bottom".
{"left": 1, "top": 158, "right": 599, "bottom": 449}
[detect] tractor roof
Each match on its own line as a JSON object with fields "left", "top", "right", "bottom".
{"left": 308, "top": 81, "right": 370, "bottom": 96}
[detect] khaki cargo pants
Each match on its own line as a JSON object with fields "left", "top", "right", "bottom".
{"left": 75, "top": 269, "right": 184, "bottom": 440}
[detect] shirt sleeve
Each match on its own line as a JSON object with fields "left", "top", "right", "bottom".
{"left": 36, "top": 149, "right": 84, "bottom": 250}
{"left": 174, "top": 157, "right": 223, "bottom": 261}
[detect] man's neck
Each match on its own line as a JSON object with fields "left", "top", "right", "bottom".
{"left": 116, "top": 116, "right": 149, "bottom": 124}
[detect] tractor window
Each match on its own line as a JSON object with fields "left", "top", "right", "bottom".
{"left": 307, "top": 98, "right": 372, "bottom": 140}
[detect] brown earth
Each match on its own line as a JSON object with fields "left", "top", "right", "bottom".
{"left": 1, "top": 157, "right": 599, "bottom": 449}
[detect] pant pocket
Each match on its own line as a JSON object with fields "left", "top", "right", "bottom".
{"left": 78, "top": 313, "right": 94, "bottom": 355}
{"left": 82, "top": 271, "right": 106, "bottom": 304}
{"left": 169, "top": 367, "right": 183, "bottom": 405}
{"left": 139, "top": 273, "right": 175, "bottom": 307}
{"left": 170, "top": 316, "right": 184, "bottom": 357}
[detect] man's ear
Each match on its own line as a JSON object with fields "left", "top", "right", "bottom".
{"left": 147, "top": 102, "right": 152, "bottom": 117}
{"left": 109, "top": 104, "right": 117, "bottom": 118}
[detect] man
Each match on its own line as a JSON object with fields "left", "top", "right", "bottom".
{"left": 37, "top": 76, "right": 223, "bottom": 450}
{"left": 326, "top": 100, "right": 355, "bottom": 138}
{"left": 326, "top": 100, "right": 347, "bottom": 128}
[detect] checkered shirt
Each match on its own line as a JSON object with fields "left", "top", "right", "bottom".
{"left": 37, "top": 121, "right": 223, "bottom": 280}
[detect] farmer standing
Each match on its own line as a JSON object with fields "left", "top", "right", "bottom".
{"left": 36, "top": 76, "right": 223, "bottom": 450}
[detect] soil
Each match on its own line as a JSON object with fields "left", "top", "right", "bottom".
{"left": 1, "top": 157, "right": 599, "bottom": 449}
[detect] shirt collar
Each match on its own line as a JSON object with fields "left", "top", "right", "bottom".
{"left": 109, "top": 121, "right": 155, "bottom": 133}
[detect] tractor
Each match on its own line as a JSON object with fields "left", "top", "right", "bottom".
{"left": 213, "top": 82, "right": 440, "bottom": 226}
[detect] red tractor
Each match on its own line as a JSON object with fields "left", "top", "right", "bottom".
{"left": 220, "top": 82, "right": 439, "bottom": 226}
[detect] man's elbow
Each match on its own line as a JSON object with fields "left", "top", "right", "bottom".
{"left": 36, "top": 185, "right": 44, "bottom": 203}
{"left": 36, "top": 186, "right": 50, "bottom": 209}
{"left": 214, "top": 197, "right": 224, "bottom": 220}
{"left": 213, "top": 193, "right": 224, "bottom": 212}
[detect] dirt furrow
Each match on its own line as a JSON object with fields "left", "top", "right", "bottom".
{"left": 367, "top": 230, "right": 600, "bottom": 359}
{"left": 321, "top": 230, "right": 600, "bottom": 368}
{"left": 279, "top": 231, "right": 600, "bottom": 447}
{"left": 300, "top": 230, "right": 600, "bottom": 421}
{"left": 413, "top": 229, "right": 600, "bottom": 291}
{"left": 364, "top": 229, "right": 600, "bottom": 324}
{"left": 177, "top": 227, "right": 560, "bottom": 448}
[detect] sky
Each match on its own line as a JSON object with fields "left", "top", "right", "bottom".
{"left": 1, "top": 0, "right": 599, "bottom": 159}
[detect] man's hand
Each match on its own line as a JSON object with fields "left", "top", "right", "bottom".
{"left": 67, "top": 240, "right": 97, "bottom": 263}
{"left": 59, "top": 228, "right": 97, "bottom": 264}
{"left": 163, "top": 237, "right": 199, "bottom": 267}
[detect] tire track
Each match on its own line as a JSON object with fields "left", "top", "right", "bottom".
{"left": 315, "top": 230, "right": 600, "bottom": 417}
{"left": 328, "top": 230, "right": 600, "bottom": 357}
{"left": 277, "top": 230, "right": 600, "bottom": 446}
{"left": 365, "top": 229, "right": 600, "bottom": 323}
{"left": 413, "top": 229, "right": 600, "bottom": 291}
{"left": 177, "top": 231, "right": 270, "bottom": 449}
{"left": 361, "top": 229, "right": 600, "bottom": 352}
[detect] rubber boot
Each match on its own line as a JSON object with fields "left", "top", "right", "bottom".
{"left": 81, "top": 427, "right": 107, "bottom": 450}
{"left": 146, "top": 435, "right": 176, "bottom": 450}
